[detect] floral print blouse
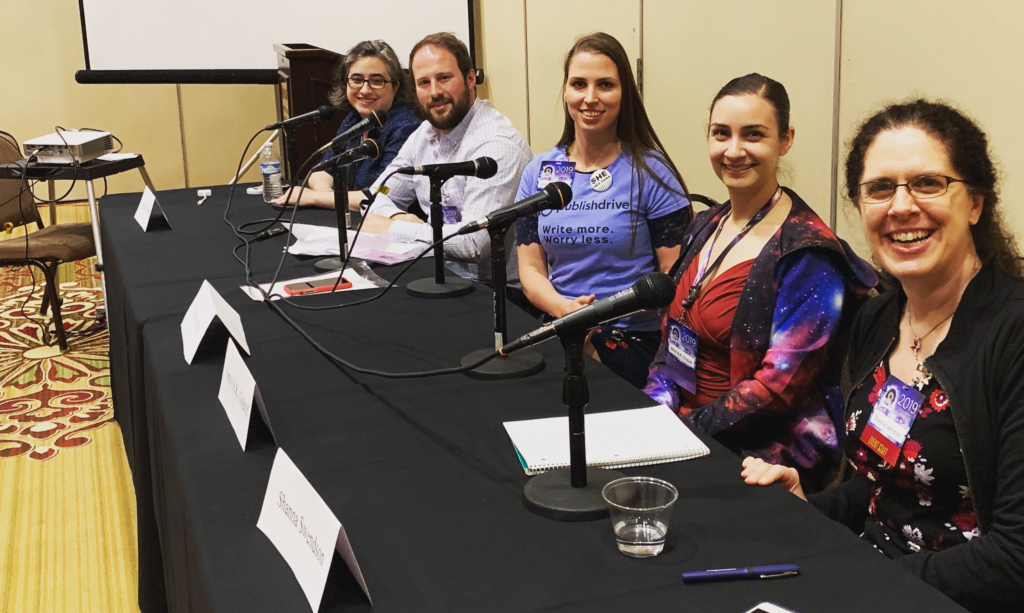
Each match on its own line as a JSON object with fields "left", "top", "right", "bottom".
{"left": 845, "top": 361, "right": 979, "bottom": 555}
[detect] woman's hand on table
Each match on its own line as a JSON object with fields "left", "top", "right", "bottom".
{"left": 741, "top": 456, "right": 807, "bottom": 501}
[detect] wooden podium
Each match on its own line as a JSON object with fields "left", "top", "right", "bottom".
{"left": 274, "top": 44, "right": 345, "bottom": 181}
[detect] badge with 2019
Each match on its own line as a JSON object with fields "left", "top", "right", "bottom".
{"left": 537, "top": 161, "right": 575, "bottom": 189}
{"left": 666, "top": 318, "right": 699, "bottom": 394}
{"left": 860, "top": 375, "right": 925, "bottom": 465}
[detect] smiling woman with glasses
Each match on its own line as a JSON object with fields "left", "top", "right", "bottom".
{"left": 858, "top": 174, "right": 970, "bottom": 204}
{"left": 741, "top": 99, "right": 1024, "bottom": 613}
{"left": 274, "top": 40, "right": 421, "bottom": 211}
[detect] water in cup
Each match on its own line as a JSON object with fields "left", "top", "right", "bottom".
{"left": 613, "top": 517, "right": 668, "bottom": 557}
{"left": 602, "top": 476, "right": 678, "bottom": 558}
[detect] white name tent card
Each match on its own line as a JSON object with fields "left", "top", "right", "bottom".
{"left": 217, "top": 339, "right": 275, "bottom": 450}
{"left": 257, "top": 449, "right": 372, "bottom": 611}
{"left": 133, "top": 186, "right": 172, "bottom": 231}
{"left": 180, "top": 280, "right": 250, "bottom": 364}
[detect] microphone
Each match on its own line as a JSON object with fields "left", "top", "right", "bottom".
{"left": 310, "top": 139, "right": 380, "bottom": 172}
{"left": 318, "top": 109, "right": 388, "bottom": 155}
{"left": 500, "top": 272, "right": 676, "bottom": 355}
{"left": 457, "top": 182, "right": 572, "bottom": 235}
{"left": 266, "top": 105, "right": 334, "bottom": 130}
{"left": 396, "top": 157, "right": 497, "bottom": 180}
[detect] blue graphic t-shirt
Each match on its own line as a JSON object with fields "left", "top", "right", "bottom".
{"left": 515, "top": 147, "right": 689, "bottom": 329}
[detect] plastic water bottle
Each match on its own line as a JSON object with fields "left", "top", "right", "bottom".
{"left": 260, "top": 143, "right": 283, "bottom": 202}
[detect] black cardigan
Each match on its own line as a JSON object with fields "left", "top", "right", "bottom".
{"left": 809, "top": 265, "right": 1024, "bottom": 611}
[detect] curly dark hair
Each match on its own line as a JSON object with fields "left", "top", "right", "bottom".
{"left": 327, "top": 40, "right": 415, "bottom": 115}
{"left": 845, "top": 99, "right": 1022, "bottom": 277}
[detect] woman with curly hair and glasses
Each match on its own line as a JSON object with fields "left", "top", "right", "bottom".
{"left": 276, "top": 39, "right": 421, "bottom": 210}
{"left": 742, "top": 99, "right": 1024, "bottom": 612}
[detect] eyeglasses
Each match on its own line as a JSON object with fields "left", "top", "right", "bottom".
{"left": 347, "top": 75, "right": 393, "bottom": 90}
{"left": 857, "top": 174, "right": 970, "bottom": 204}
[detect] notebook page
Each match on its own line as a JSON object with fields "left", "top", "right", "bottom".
{"left": 504, "top": 405, "right": 709, "bottom": 473}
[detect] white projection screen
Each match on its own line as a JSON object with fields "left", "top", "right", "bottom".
{"left": 77, "top": 0, "right": 474, "bottom": 82}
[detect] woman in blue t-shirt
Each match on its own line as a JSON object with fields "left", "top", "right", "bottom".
{"left": 515, "top": 32, "right": 691, "bottom": 388}
{"left": 275, "top": 39, "right": 420, "bottom": 211}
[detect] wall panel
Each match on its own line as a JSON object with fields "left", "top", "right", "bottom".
{"left": 643, "top": 0, "right": 838, "bottom": 221}
{"left": 837, "top": 0, "right": 1024, "bottom": 259}
{"left": 179, "top": 85, "right": 278, "bottom": 188}
{"left": 524, "top": 0, "right": 641, "bottom": 152}
{"left": 475, "top": 0, "right": 530, "bottom": 144}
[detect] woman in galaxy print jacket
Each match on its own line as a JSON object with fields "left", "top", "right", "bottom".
{"left": 644, "top": 74, "right": 877, "bottom": 491}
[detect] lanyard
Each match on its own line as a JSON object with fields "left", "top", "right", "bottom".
{"left": 682, "top": 187, "right": 783, "bottom": 308}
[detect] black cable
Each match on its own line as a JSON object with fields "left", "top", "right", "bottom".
{"left": 12, "top": 124, "right": 82, "bottom": 341}
{"left": 16, "top": 158, "right": 38, "bottom": 334}
{"left": 259, "top": 283, "right": 500, "bottom": 378}
{"left": 221, "top": 132, "right": 499, "bottom": 376}
{"left": 325, "top": 168, "right": 400, "bottom": 293}
{"left": 259, "top": 168, "right": 439, "bottom": 311}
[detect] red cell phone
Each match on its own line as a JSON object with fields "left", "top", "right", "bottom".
{"left": 283, "top": 277, "right": 352, "bottom": 296}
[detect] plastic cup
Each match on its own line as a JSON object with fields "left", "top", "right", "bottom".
{"left": 601, "top": 476, "right": 678, "bottom": 558}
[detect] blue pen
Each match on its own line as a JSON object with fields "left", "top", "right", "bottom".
{"left": 681, "top": 564, "right": 800, "bottom": 583}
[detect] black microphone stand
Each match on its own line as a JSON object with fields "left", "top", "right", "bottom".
{"left": 406, "top": 176, "right": 475, "bottom": 299}
{"left": 461, "top": 223, "right": 544, "bottom": 379}
{"left": 314, "top": 162, "right": 365, "bottom": 273}
{"left": 522, "top": 329, "right": 624, "bottom": 521}
{"left": 283, "top": 126, "right": 299, "bottom": 184}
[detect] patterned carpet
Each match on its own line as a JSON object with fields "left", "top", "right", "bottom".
{"left": 0, "top": 266, "right": 111, "bottom": 461}
{"left": 0, "top": 203, "right": 140, "bottom": 612}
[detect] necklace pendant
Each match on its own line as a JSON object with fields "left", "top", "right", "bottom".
{"left": 687, "top": 286, "right": 699, "bottom": 302}
{"left": 911, "top": 337, "right": 922, "bottom": 353}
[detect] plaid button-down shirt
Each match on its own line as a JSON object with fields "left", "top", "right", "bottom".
{"left": 368, "top": 98, "right": 532, "bottom": 283}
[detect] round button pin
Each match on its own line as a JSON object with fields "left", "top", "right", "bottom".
{"left": 590, "top": 168, "right": 612, "bottom": 192}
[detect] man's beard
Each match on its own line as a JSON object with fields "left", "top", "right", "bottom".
{"left": 422, "top": 86, "right": 472, "bottom": 131}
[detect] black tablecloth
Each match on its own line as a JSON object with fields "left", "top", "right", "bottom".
{"left": 99, "top": 186, "right": 967, "bottom": 613}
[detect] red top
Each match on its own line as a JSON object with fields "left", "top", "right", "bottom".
{"left": 669, "top": 255, "right": 755, "bottom": 408}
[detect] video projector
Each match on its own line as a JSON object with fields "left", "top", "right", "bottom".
{"left": 23, "top": 130, "right": 114, "bottom": 164}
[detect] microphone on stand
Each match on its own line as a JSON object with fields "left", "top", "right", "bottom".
{"left": 315, "top": 109, "right": 388, "bottom": 156}
{"left": 309, "top": 139, "right": 382, "bottom": 275}
{"left": 500, "top": 272, "right": 677, "bottom": 355}
{"left": 310, "top": 139, "right": 381, "bottom": 173}
{"left": 396, "top": 157, "right": 497, "bottom": 180}
{"left": 457, "top": 182, "right": 571, "bottom": 236}
{"left": 266, "top": 105, "right": 335, "bottom": 130}
{"left": 404, "top": 157, "right": 498, "bottom": 300}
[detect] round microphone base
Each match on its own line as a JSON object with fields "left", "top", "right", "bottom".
{"left": 523, "top": 467, "right": 625, "bottom": 522}
{"left": 313, "top": 257, "right": 367, "bottom": 273}
{"left": 461, "top": 348, "right": 544, "bottom": 380}
{"left": 406, "top": 276, "right": 475, "bottom": 299}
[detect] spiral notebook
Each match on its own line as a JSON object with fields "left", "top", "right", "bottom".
{"left": 503, "top": 405, "right": 710, "bottom": 475}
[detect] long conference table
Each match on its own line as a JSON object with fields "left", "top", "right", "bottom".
{"left": 98, "top": 185, "right": 967, "bottom": 613}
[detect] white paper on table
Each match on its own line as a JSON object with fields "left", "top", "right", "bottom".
{"left": 285, "top": 223, "right": 428, "bottom": 264}
{"left": 240, "top": 268, "right": 379, "bottom": 302}
{"left": 98, "top": 153, "right": 139, "bottom": 161}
